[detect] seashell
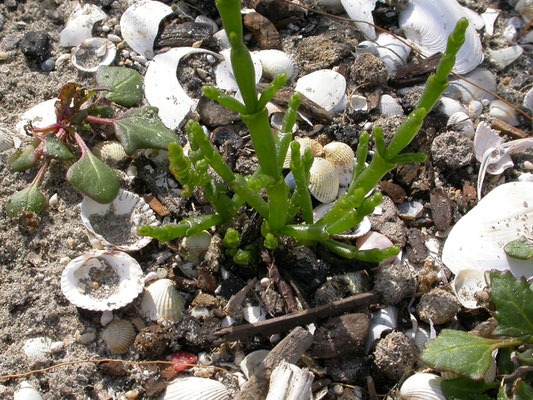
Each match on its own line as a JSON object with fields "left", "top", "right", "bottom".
{"left": 340, "top": 0, "right": 378, "bottom": 40}
{"left": 120, "top": 0, "right": 173, "bottom": 59}
{"left": 270, "top": 112, "right": 298, "bottom": 133}
{"left": 71, "top": 37, "right": 116, "bottom": 73}
{"left": 365, "top": 306, "right": 398, "bottom": 353}
{"left": 399, "top": 0, "right": 483, "bottom": 74}
{"left": 23, "top": 337, "right": 53, "bottom": 359}
{"left": 523, "top": 86, "right": 533, "bottom": 114}
{"left": 445, "top": 67, "right": 497, "bottom": 103}
{"left": 15, "top": 99, "right": 58, "bottom": 137}
{"left": 400, "top": 373, "right": 445, "bottom": 400}
{"left": 473, "top": 122, "right": 511, "bottom": 174}
{"left": 452, "top": 268, "right": 487, "bottom": 309}
{"left": 283, "top": 137, "right": 324, "bottom": 169}
{"left": 442, "top": 181, "right": 533, "bottom": 278}
{"left": 102, "top": 319, "right": 135, "bottom": 354}
{"left": 308, "top": 158, "right": 339, "bottom": 203}
{"left": 460, "top": 5, "right": 484, "bottom": 31}
{"left": 481, "top": 8, "right": 499, "bottom": 36}
{"left": 375, "top": 33, "right": 412, "bottom": 74}
{"left": 349, "top": 94, "right": 368, "bottom": 112}
{"left": 379, "top": 94, "right": 404, "bottom": 117}
{"left": 333, "top": 216, "right": 372, "bottom": 239}
{"left": 61, "top": 250, "right": 145, "bottom": 311}
{"left": 437, "top": 96, "right": 468, "bottom": 117}
{"left": 356, "top": 231, "right": 398, "bottom": 265}
{"left": 323, "top": 142, "right": 355, "bottom": 167}
{"left": 516, "top": 0, "right": 533, "bottom": 21}
{"left": 180, "top": 231, "right": 212, "bottom": 262}
{"left": 92, "top": 140, "right": 128, "bottom": 164}
{"left": 240, "top": 349, "right": 269, "bottom": 379}
{"left": 141, "top": 279, "right": 185, "bottom": 322}
{"left": 213, "top": 29, "right": 231, "bottom": 50}
{"left": 243, "top": 305, "right": 267, "bottom": 323}
{"left": 355, "top": 40, "right": 378, "bottom": 55}
{"left": 215, "top": 48, "right": 262, "bottom": 93}
{"left": 447, "top": 112, "right": 474, "bottom": 138}
{"left": 255, "top": 49, "right": 298, "bottom": 81}
{"left": 468, "top": 100, "right": 483, "bottom": 119}
{"left": 503, "top": 16, "right": 522, "bottom": 43}
{"left": 398, "top": 201, "right": 423, "bottom": 220}
{"left": 145, "top": 47, "right": 219, "bottom": 130}
{"left": 195, "top": 15, "right": 218, "bottom": 33}
{"left": 60, "top": 4, "right": 107, "bottom": 48}
{"left": 0, "top": 125, "right": 14, "bottom": 152}
{"left": 266, "top": 361, "right": 314, "bottom": 400}
{"left": 336, "top": 158, "right": 355, "bottom": 187}
{"left": 81, "top": 189, "right": 158, "bottom": 252}
{"left": 295, "top": 70, "right": 346, "bottom": 113}
{"left": 489, "top": 100, "right": 520, "bottom": 126}
{"left": 162, "top": 377, "right": 229, "bottom": 400}
{"left": 14, "top": 381, "right": 43, "bottom": 400}
{"left": 487, "top": 46, "right": 524, "bottom": 70}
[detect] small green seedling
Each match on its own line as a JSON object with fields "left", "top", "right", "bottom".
{"left": 421, "top": 271, "right": 533, "bottom": 399}
{"left": 138, "top": 0, "right": 468, "bottom": 263}
{"left": 7, "top": 66, "right": 177, "bottom": 219}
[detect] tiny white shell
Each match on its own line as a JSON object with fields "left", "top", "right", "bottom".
{"left": 323, "top": 141, "right": 355, "bottom": 167}
{"left": 438, "top": 96, "right": 469, "bottom": 117}
{"left": 162, "top": 377, "right": 229, "bottom": 400}
{"left": 23, "top": 337, "right": 53, "bottom": 359}
{"left": 489, "top": 100, "right": 520, "bottom": 126}
{"left": 447, "top": 112, "right": 474, "bottom": 138}
{"left": 180, "top": 231, "right": 212, "bottom": 262}
{"left": 481, "top": 8, "right": 499, "bottom": 36}
{"left": 516, "top": 0, "right": 533, "bottom": 21}
{"left": 468, "top": 100, "right": 483, "bottom": 119}
{"left": 102, "top": 319, "right": 136, "bottom": 354}
{"left": 398, "top": 201, "right": 424, "bottom": 220}
{"left": 255, "top": 49, "right": 298, "bottom": 81}
{"left": 81, "top": 189, "right": 158, "bottom": 252}
{"left": 340, "top": 0, "right": 377, "bottom": 40}
{"left": 14, "top": 381, "right": 43, "bottom": 400}
{"left": 92, "top": 141, "right": 128, "bottom": 164}
{"left": 356, "top": 231, "right": 398, "bottom": 265}
{"left": 71, "top": 37, "right": 116, "bottom": 73}
{"left": 400, "top": 373, "right": 445, "bottom": 400}
{"left": 243, "top": 305, "right": 267, "bottom": 323}
{"left": 308, "top": 158, "right": 339, "bottom": 203}
{"left": 141, "top": 279, "right": 185, "bottom": 322}
{"left": 379, "top": 94, "right": 404, "bottom": 117}
{"left": 333, "top": 216, "right": 371, "bottom": 240}
{"left": 61, "top": 250, "right": 145, "bottom": 312}
{"left": 215, "top": 48, "right": 262, "bottom": 93}
{"left": 365, "top": 306, "right": 398, "bottom": 353}
{"left": 336, "top": 158, "right": 355, "bottom": 187}
{"left": 213, "top": 29, "right": 231, "bottom": 50}
{"left": 295, "top": 70, "right": 346, "bottom": 113}
{"left": 120, "top": 0, "right": 173, "bottom": 59}
{"left": 60, "top": 4, "right": 107, "bottom": 48}
{"left": 452, "top": 268, "right": 487, "bottom": 309}
{"left": 240, "top": 349, "right": 269, "bottom": 379}
{"left": 487, "top": 45, "right": 524, "bottom": 70}
{"left": 473, "top": 122, "right": 510, "bottom": 173}
{"left": 349, "top": 94, "right": 368, "bottom": 112}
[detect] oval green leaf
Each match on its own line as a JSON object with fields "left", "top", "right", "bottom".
{"left": 6, "top": 184, "right": 47, "bottom": 218}
{"left": 96, "top": 66, "right": 143, "bottom": 107}
{"left": 8, "top": 145, "right": 39, "bottom": 172}
{"left": 43, "top": 137, "right": 75, "bottom": 162}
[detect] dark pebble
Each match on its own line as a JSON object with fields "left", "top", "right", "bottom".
{"left": 275, "top": 246, "right": 329, "bottom": 292}
{"left": 20, "top": 31, "right": 51, "bottom": 62}
{"left": 41, "top": 59, "right": 55, "bottom": 72}
{"left": 313, "top": 314, "right": 370, "bottom": 359}
{"left": 134, "top": 325, "right": 169, "bottom": 358}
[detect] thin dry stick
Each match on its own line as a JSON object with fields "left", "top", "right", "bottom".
{"left": 0, "top": 359, "right": 237, "bottom": 382}
{"left": 517, "top": 17, "right": 533, "bottom": 41}
{"left": 280, "top": 0, "right": 533, "bottom": 124}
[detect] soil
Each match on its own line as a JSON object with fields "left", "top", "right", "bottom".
{"left": 0, "top": 0, "right": 532, "bottom": 399}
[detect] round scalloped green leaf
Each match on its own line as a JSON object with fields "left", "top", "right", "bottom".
{"left": 96, "top": 66, "right": 143, "bottom": 107}
{"left": 6, "top": 184, "right": 47, "bottom": 218}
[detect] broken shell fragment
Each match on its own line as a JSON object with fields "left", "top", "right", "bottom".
{"left": 445, "top": 67, "right": 496, "bottom": 103}
{"left": 61, "top": 250, "right": 145, "bottom": 312}
{"left": 120, "top": 0, "right": 173, "bottom": 59}
{"left": 308, "top": 158, "right": 339, "bottom": 203}
{"left": 240, "top": 349, "right": 269, "bottom": 379}
{"left": 255, "top": 49, "right": 298, "bottom": 81}
{"left": 215, "top": 48, "right": 262, "bottom": 93}
{"left": 71, "top": 37, "right": 116, "bottom": 73}
{"left": 23, "top": 337, "right": 54, "bottom": 359}
{"left": 102, "top": 319, "right": 136, "bottom": 354}
{"left": 180, "top": 231, "right": 212, "bottom": 262}
{"left": 15, "top": 99, "right": 57, "bottom": 137}
{"left": 481, "top": 8, "right": 499, "bottom": 36}
{"left": 447, "top": 112, "right": 474, "bottom": 138}
{"left": 379, "top": 94, "right": 404, "bottom": 117}
{"left": 400, "top": 373, "right": 445, "bottom": 400}
{"left": 489, "top": 100, "right": 520, "bottom": 126}
{"left": 487, "top": 46, "right": 524, "bottom": 70}
{"left": 60, "top": 4, "right": 107, "bottom": 48}
{"left": 162, "top": 377, "right": 229, "bottom": 400}
{"left": 0, "top": 126, "right": 14, "bottom": 153}
{"left": 452, "top": 268, "right": 487, "bottom": 309}
{"left": 81, "top": 189, "right": 158, "bottom": 252}
{"left": 323, "top": 141, "right": 355, "bottom": 167}
{"left": 295, "top": 70, "right": 346, "bottom": 113}
{"left": 375, "top": 33, "right": 411, "bottom": 74}
{"left": 14, "top": 381, "right": 43, "bottom": 400}
{"left": 141, "top": 279, "right": 185, "bottom": 322}
{"left": 340, "top": 0, "right": 377, "bottom": 40}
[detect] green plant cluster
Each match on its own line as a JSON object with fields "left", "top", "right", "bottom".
{"left": 138, "top": 0, "right": 469, "bottom": 262}
{"left": 422, "top": 271, "right": 533, "bottom": 399}
{"left": 6, "top": 66, "right": 177, "bottom": 219}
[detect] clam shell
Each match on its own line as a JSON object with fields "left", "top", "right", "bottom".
{"left": 240, "top": 349, "right": 270, "bottom": 379}
{"left": 215, "top": 48, "right": 262, "bottom": 93}
{"left": 162, "top": 377, "right": 229, "bottom": 400}
{"left": 308, "top": 158, "right": 339, "bottom": 203}
{"left": 468, "top": 100, "right": 483, "bottom": 118}
{"left": 0, "top": 126, "right": 14, "bottom": 153}
{"left": 15, "top": 99, "right": 58, "bottom": 137}
{"left": 71, "top": 37, "right": 116, "bottom": 73}
{"left": 243, "top": 305, "right": 267, "bottom": 323}
{"left": 92, "top": 140, "right": 128, "bottom": 164}
{"left": 447, "top": 112, "right": 474, "bottom": 138}
{"left": 473, "top": 122, "right": 512, "bottom": 175}
{"left": 145, "top": 47, "right": 219, "bottom": 130}
{"left": 487, "top": 45, "right": 524, "bottom": 70}
{"left": 349, "top": 94, "right": 368, "bottom": 112}
{"left": 442, "top": 181, "right": 533, "bottom": 278}
{"left": 379, "top": 94, "right": 404, "bottom": 117}
{"left": 445, "top": 67, "right": 496, "bottom": 103}
{"left": 295, "top": 70, "right": 346, "bottom": 113}
{"left": 283, "top": 137, "right": 324, "bottom": 169}
{"left": 516, "top": 0, "right": 533, "bottom": 21}
{"left": 255, "top": 49, "right": 298, "bottom": 81}
{"left": 14, "top": 381, "right": 43, "bottom": 400}
{"left": 120, "top": 0, "right": 172, "bottom": 59}
{"left": 400, "top": 373, "right": 445, "bottom": 400}
{"left": 356, "top": 231, "right": 398, "bottom": 265}
{"left": 323, "top": 141, "right": 354, "bottom": 167}
{"left": 340, "top": 0, "right": 377, "bottom": 40}
{"left": 60, "top": 4, "right": 107, "bottom": 48}
{"left": 437, "top": 96, "right": 468, "bottom": 117}
{"left": 398, "top": 201, "right": 424, "bottom": 220}
{"left": 180, "top": 231, "right": 212, "bottom": 262}
{"left": 23, "top": 337, "right": 53, "bottom": 359}
{"left": 102, "top": 319, "right": 135, "bottom": 354}
{"left": 489, "top": 100, "right": 520, "bottom": 126}
{"left": 336, "top": 158, "right": 355, "bottom": 187}
{"left": 141, "top": 279, "right": 185, "bottom": 322}
{"left": 452, "top": 268, "right": 487, "bottom": 309}
{"left": 375, "top": 33, "right": 411, "bottom": 74}
{"left": 81, "top": 189, "right": 158, "bottom": 252}
{"left": 481, "top": 8, "right": 499, "bottom": 36}
{"left": 365, "top": 306, "right": 398, "bottom": 353}
{"left": 61, "top": 250, "right": 145, "bottom": 311}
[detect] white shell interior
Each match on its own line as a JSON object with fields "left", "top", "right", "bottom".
{"left": 60, "top": 4, "right": 107, "bottom": 48}
{"left": 71, "top": 37, "right": 117, "bottom": 73}
{"left": 295, "top": 70, "right": 346, "bottom": 113}
{"left": 452, "top": 268, "right": 487, "bottom": 309}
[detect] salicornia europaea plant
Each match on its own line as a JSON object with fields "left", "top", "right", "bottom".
{"left": 138, "top": 0, "right": 468, "bottom": 263}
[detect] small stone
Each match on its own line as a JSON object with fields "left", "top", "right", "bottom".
{"left": 2, "top": 34, "right": 21, "bottom": 50}
{"left": 405, "top": 228, "right": 427, "bottom": 264}
{"left": 350, "top": 53, "right": 389, "bottom": 87}
{"left": 124, "top": 389, "right": 140, "bottom": 399}
{"left": 20, "top": 31, "right": 51, "bottom": 62}
{"left": 324, "top": 357, "right": 368, "bottom": 383}
{"left": 313, "top": 314, "right": 370, "bottom": 359}
{"left": 196, "top": 265, "right": 217, "bottom": 292}
{"left": 134, "top": 325, "right": 169, "bottom": 358}
{"left": 373, "top": 263, "right": 417, "bottom": 305}
{"left": 429, "top": 188, "right": 453, "bottom": 232}
{"left": 431, "top": 131, "right": 473, "bottom": 169}
{"left": 78, "top": 332, "right": 96, "bottom": 345}
{"left": 373, "top": 331, "right": 418, "bottom": 382}
{"left": 379, "top": 181, "right": 406, "bottom": 203}
{"left": 41, "top": 59, "right": 55, "bottom": 72}
{"left": 198, "top": 97, "right": 240, "bottom": 128}
{"left": 243, "top": 12, "right": 280, "bottom": 49}
{"left": 191, "top": 293, "right": 218, "bottom": 308}
{"left": 143, "top": 377, "right": 167, "bottom": 398}
{"left": 417, "top": 288, "right": 461, "bottom": 325}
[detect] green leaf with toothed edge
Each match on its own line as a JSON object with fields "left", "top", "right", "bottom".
{"left": 96, "top": 66, "right": 143, "bottom": 107}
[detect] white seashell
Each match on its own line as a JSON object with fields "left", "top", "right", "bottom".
{"left": 0, "top": 126, "right": 14, "bottom": 152}
{"left": 400, "top": 373, "right": 445, "bottom": 400}
{"left": 270, "top": 112, "right": 298, "bottom": 133}
{"left": 145, "top": 47, "right": 219, "bottom": 130}
{"left": 481, "top": 8, "right": 499, "bottom": 36}
{"left": 141, "top": 279, "right": 185, "bottom": 322}
{"left": 349, "top": 94, "right": 368, "bottom": 112}
{"left": 356, "top": 231, "right": 398, "bottom": 265}
{"left": 61, "top": 250, "right": 145, "bottom": 311}
{"left": 60, "top": 4, "right": 107, "bottom": 48}
{"left": 437, "top": 96, "right": 469, "bottom": 117}
{"left": 365, "top": 306, "right": 398, "bottom": 353}
{"left": 255, "top": 50, "right": 298, "bottom": 81}
{"left": 313, "top": 202, "right": 334, "bottom": 223}
{"left": 195, "top": 15, "right": 218, "bottom": 33}
{"left": 213, "top": 29, "right": 231, "bottom": 50}
{"left": 180, "top": 231, "right": 212, "bottom": 262}
{"left": 473, "top": 121, "right": 509, "bottom": 170}
{"left": 523, "top": 86, "right": 533, "bottom": 114}
{"left": 516, "top": 0, "right": 533, "bottom": 21}
{"left": 442, "top": 181, "right": 533, "bottom": 278}
{"left": 398, "top": 201, "right": 424, "bottom": 220}
{"left": 81, "top": 189, "right": 158, "bottom": 252}
{"left": 14, "top": 381, "right": 43, "bottom": 400}
{"left": 92, "top": 141, "right": 128, "bottom": 164}
{"left": 215, "top": 48, "right": 262, "bottom": 93}
{"left": 452, "top": 268, "right": 487, "bottom": 309}
{"left": 503, "top": 17, "right": 522, "bottom": 43}
{"left": 336, "top": 158, "right": 355, "bottom": 187}
{"left": 71, "top": 37, "right": 116, "bottom": 73}
{"left": 379, "top": 94, "right": 404, "bottom": 117}
{"left": 243, "top": 305, "right": 267, "bottom": 323}
{"left": 323, "top": 141, "right": 354, "bottom": 167}
{"left": 162, "top": 377, "right": 229, "bottom": 400}
{"left": 461, "top": 5, "right": 484, "bottom": 31}
{"left": 101, "top": 311, "right": 114, "bottom": 326}
{"left": 468, "top": 100, "right": 483, "bottom": 119}
{"left": 340, "top": 0, "right": 377, "bottom": 40}
{"left": 266, "top": 361, "right": 314, "bottom": 400}
{"left": 102, "top": 319, "right": 135, "bottom": 354}
{"left": 447, "top": 112, "right": 474, "bottom": 138}
{"left": 333, "top": 216, "right": 371, "bottom": 239}
{"left": 240, "top": 349, "right": 269, "bottom": 379}
{"left": 15, "top": 99, "right": 57, "bottom": 137}
{"left": 489, "top": 100, "right": 520, "bottom": 126}
{"left": 399, "top": 0, "right": 484, "bottom": 74}
{"left": 445, "top": 67, "right": 497, "bottom": 103}
{"left": 308, "top": 158, "right": 339, "bottom": 203}
{"left": 283, "top": 137, "right": 324, "bottom": 169}
{"left": 375, "top": 33, "right": 412, "bottom": 74}
{"left": 295, "top": 70, "right": 346, "bottom": 113}
{"left": 355, "top": 40, "right": 378, "bottom": 55}
{"left": 23, "top": 337, "right": 53, "bottom": 359}
{"left": 120, "top": 0, "right": 173, "bottom": 59}
{"left": 487, "top": 46, "right": 524, "bottom": 70}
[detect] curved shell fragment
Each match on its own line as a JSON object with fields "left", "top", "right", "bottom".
{"left": 400, "top": 373, "right": 445, "bottom": 400}
{"left": 489, "top": 99, "right": 520, "bottom": 126}
{"left": 215, "top": 49, "right": 262, "bottom": 92}
{"left": 445, "top": 67, "right": 496, "bottom": 103}
{"left": 60, "top": 4, "right": 107, "bottom": 48}
{"left": 481, "top": 8, "right": 499, "bottom": 36}
{"left": 379, "top": 94, "right": 404, "bottom": 117}
{"left": 487, "top": 46, "right": 524, "bottom": 70}
{"left": 295, "top": 70, "right": 346, "bottom": 113}
{"left": 452, "top": 268, "right": 487, "bottom": 309}
{"left": 14, "top": 381, "right": 43, "bottom": 400}
{"left": 375, "top": 33, "right": 411, "bottom": 73}
{"left": 15, "top": 99, "right": 58, "bottom": 137}
{"left": 447, "top": 112, "right": 474, "bottom": 138}
{"left": 145, "top": 47, "right": 219, "bottom": 130}
{"left": 71, "top": 37, "right": 116, "bottom": 73}
{"left": 340, "top": 0, "right": 377, "bottom": 40}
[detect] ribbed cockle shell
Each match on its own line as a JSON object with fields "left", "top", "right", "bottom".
{"left": 308, "top": 158, "right": 339, "bottom": 203}
{"left": 102, "top": 319, "right": 136, "bottom": 354}
{"left": 141, "top": 279, "right": 185, "bottom": 322}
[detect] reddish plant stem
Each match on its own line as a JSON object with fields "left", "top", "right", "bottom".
{"left": 85, "top": 115, "right": 115, "bottom": 125}
{"left": 32, "top": 123, "right": 63, "bottom": 133}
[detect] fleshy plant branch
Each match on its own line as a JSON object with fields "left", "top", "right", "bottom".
{"left": 138, "top": 0, "right": 468, "bottom": 263}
